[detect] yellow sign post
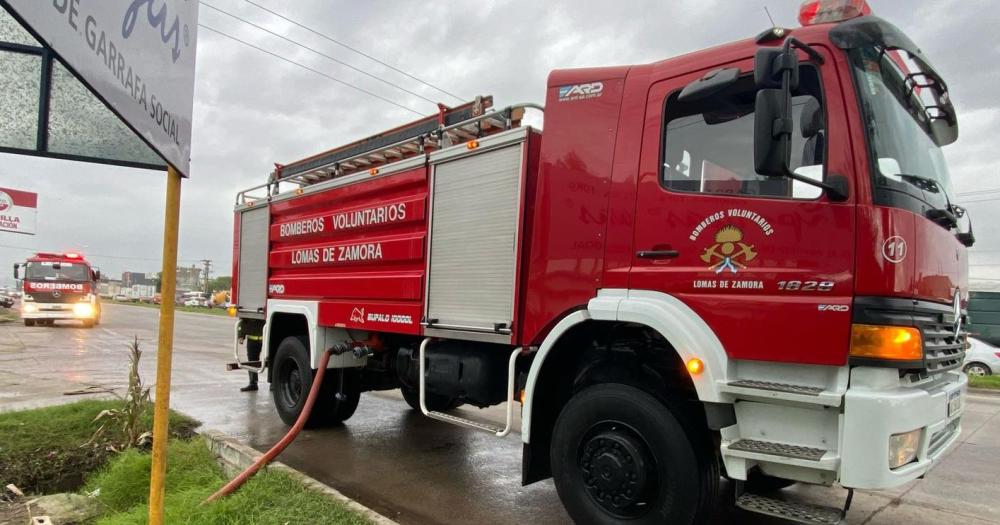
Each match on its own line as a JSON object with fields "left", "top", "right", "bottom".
{"left": 147, "top": 165, "right": 183, "bottom": 525}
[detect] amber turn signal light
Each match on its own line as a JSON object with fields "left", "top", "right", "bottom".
{"left": 686, "top": 358, "right": 704, "bottom": 375}
{"left": 849, "top": 324, "right": 922, "bottom": 361}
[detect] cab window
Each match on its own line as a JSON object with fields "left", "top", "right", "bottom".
{"left": 661, "top": 66, "right": 824, "bottom": 199}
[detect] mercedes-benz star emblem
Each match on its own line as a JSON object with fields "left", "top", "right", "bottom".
{"left": 52, "top": 290, "right": 61, "bottom": 299}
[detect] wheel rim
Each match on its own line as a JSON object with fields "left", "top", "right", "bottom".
{"left": 279, "top": 359, "right": 304, "bottom": 407}
{"left": 577, "top": 422, "right": 658, "bottom": 518}
{"left": 967, "top": 364, "right": 988, "bottom": 377}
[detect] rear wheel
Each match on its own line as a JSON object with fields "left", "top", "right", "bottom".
{"left": 271, "top": 336, "right": 361, "bottom": 427}
{"left": 964, "top": 362, "right": 992, "bottom": 376}
{"left": 550, "top": 383, "right": 719, "bottom": 525}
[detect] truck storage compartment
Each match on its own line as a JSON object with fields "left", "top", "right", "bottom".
{"left": 397, "top": 341, "right": 511, "bottom": 408}
{"left": 235, "top": 205, "right": 269, "bottom": 315}
{"left": 424, "top": 128, "right": 528, "bottom": 341}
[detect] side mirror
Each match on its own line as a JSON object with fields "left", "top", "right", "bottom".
{"left": 93, "top": 269, "right": 101, "bottom": 281}
{"left": 754, "top": 88, "right": 792, "bottom": 177}
{"left": 13, "top": 263, "right": 20, "bottom": 281}
{"left": 754, "top": 48, "right": 799, "bottom": 90}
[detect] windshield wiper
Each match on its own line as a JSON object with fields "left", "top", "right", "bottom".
{"left": 892, "top": 173, "right": 958, "bottom": 229}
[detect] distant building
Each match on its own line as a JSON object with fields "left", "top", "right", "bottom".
{"left": 121, "top": 271, "right": 154, "bottom": 288}
{"left": 176, "top": 266, "right": 202, "bottom": 291}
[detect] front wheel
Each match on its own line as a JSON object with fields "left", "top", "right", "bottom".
{"left": 23, "top": 319, "right": 35, "bottom": 327}
{"left": 550, "top": 383, "right": 719, "bottom": 525}
{"left": 271, "top": 336, "right": 361, "bottom": 427}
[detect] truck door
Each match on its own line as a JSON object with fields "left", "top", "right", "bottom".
{"left": 629, "top": 56, "right": 856, "bottom": 365}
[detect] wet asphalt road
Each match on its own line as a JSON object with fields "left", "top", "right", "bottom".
{"left": 2, "top": 303, "right": 1000, "bottom": 524}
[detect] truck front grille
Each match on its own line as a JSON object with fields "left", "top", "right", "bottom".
{"left": 853, "top": 296, "right": 967, "bottom": 376}
{"left": 30, "top": 292, "right": 80, "bottom": 304}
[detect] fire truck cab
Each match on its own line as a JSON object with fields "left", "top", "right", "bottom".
{"left": 231, "top": 2, "right": 970, "bottom": 522}
{"left": 15, "top": 252, "right": 102, "bottom": 328}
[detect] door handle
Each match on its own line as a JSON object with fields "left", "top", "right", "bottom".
{"left": 637, "top": 250, "right": 680, "bottom": 259}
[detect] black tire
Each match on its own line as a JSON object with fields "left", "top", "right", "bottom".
{"left": 551, "top": 383, "right": 719, "bottom": 525}
{"left": 81, "top": 319, "right": 95, "bottom": 329}
{"left": 271, "top": 336, "right": 360, "bottom": 427}
{"left": 24, "top": 319, "right": 35, "bottom": 327}
{"left": 745, "top": 469, "right": 797, "bottom": 492}
{"left": 400, "top": 384, "right": 462, "bottom": 412}
{"left": 964, "top": 362, "right": 992, "bottom": 377}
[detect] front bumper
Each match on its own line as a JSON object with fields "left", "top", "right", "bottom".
{"left": 21, "top": 303, "right": 97, "bottom": 320}
{"left": 840, "top": 367, "right": 966, "bottom": 489}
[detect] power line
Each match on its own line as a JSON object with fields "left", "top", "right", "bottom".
{"left": 957, "top": 188, "right": 1000, "bottom": 197}
{"left": 241, "top": 0, "right": 465, "bottom": 103}
{"left": 0, "top": 244, "right": 202, "bottom": 264}
{"left": 199, "top": 23, "right": 424, "bottom": 116}
{"left": 201, "top": 2, "right": 440, "bottom": 107}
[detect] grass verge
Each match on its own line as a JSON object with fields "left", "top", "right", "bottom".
{"left": 87, "top": 438, "right": 370, "bottom": 525}
{"left": 108, "top": 300, "right": 231, "bottom": 316}
{"left": 0, "top": 307, "right": 17, "bottom": 323}
{"left": 969, "top": 375, "right": 1000, "bottom": 390}
{"left": 0, "top": 400, "right": 198, "bottom": 494}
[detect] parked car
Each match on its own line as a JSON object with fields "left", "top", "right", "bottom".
{"left": 113, "top": 294, "right": 129, "bottom": 302}
{"left": 964, "top": 336, "right": 1000, "bottom": 376}
{"left": 0, "top": 295, "right": 13, "bottom": 308}
{"left": 183, "top": 298, "right": 208, "bottom": 307}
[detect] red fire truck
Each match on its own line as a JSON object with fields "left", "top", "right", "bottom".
{"left": 230, "top": 2, "right": 971, "bottom": 522}
{"left": 14, "top": 252, "right": 102, "bottom": 328}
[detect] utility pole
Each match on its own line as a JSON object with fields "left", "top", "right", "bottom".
{"left": 200, "top": 259, "right": 212, "bottom": 292}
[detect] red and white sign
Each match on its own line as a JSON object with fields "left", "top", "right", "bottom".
{"left": 0, "top": 187, "right": 38, "bottom": 235}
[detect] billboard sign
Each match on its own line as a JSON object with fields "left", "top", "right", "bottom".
{"left": 2, "top": 0, "right": 199, "bottom": 176}
{"left": 0, "top": 187, "right": 38, "bottom": 235}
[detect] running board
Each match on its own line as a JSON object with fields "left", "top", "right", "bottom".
{"left": 418, "top": 338, "right": 521, "bottom": 437}
{"left": 721, "top": 379, "right": 843, "bottom": 407}
{"left": 226, "top": 361, "right": 262, "bottom": 371}
{"left": 736, "top": 493, "right": 844, "bottom": 525}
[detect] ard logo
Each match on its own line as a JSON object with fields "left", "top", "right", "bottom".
{"left": 558, "top": 82, "right": 604, "bottom": 102}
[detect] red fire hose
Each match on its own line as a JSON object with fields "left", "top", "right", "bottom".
{"left": 203, "top": 349, "right": 333, "bottom": 504}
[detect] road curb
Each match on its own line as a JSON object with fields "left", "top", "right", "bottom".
{"left": 199, "top": 429, "right": 399, "bottom": 525}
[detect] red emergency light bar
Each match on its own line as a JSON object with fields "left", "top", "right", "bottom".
{"left": 798, "top": 0, "right": 871, "bottom": 26}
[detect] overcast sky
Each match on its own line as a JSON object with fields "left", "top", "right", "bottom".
{"left": 1, "top": 0, "right": 998, "bottom": 289}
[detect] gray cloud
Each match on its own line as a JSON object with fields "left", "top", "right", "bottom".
{"left": 1, "top": 0, "right": 998, "bottom": 288}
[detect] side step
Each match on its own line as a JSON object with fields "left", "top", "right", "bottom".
{"left": 722, "top": 438, "right": 839, "bottom": 472}
{"left": 729, "top": 439, "right": 827, "bottom": 461}
{"left": 736, "top": 492, "right": 845, "bottom": 525}
{"left": 226, "top": 361, "right": 261, "bottom": 371}
{"left": 418, "top": 338, "right": 521, "bottom": 437}
{"left": 721, "top": 379, "right": 843, "bottom": 407}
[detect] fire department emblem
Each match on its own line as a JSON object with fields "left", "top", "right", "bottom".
{"left": 0, "top": 192, "right": 11, "bottom": 212}
{"left": 350, "top": 307, "right": 365, "bottom": 324}
{"left": 700, "top": 225, "right": 757, "bottom": 274}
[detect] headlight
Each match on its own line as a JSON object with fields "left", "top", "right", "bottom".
{"left": 22, "top": 303, "right": 37, "bottom": 313}
{"left": 888, "top": 428, "right": 923, "bottom": 469}
{"left": 73, "top": 303, "right": 94, "bottom": 317}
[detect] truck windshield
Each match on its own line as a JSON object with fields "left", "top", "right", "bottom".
{"left": 850, "top": 46, "right": 954, "bottom": 212}
{"left": 25, "top": 262, "right": 90, "bottom": 281}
